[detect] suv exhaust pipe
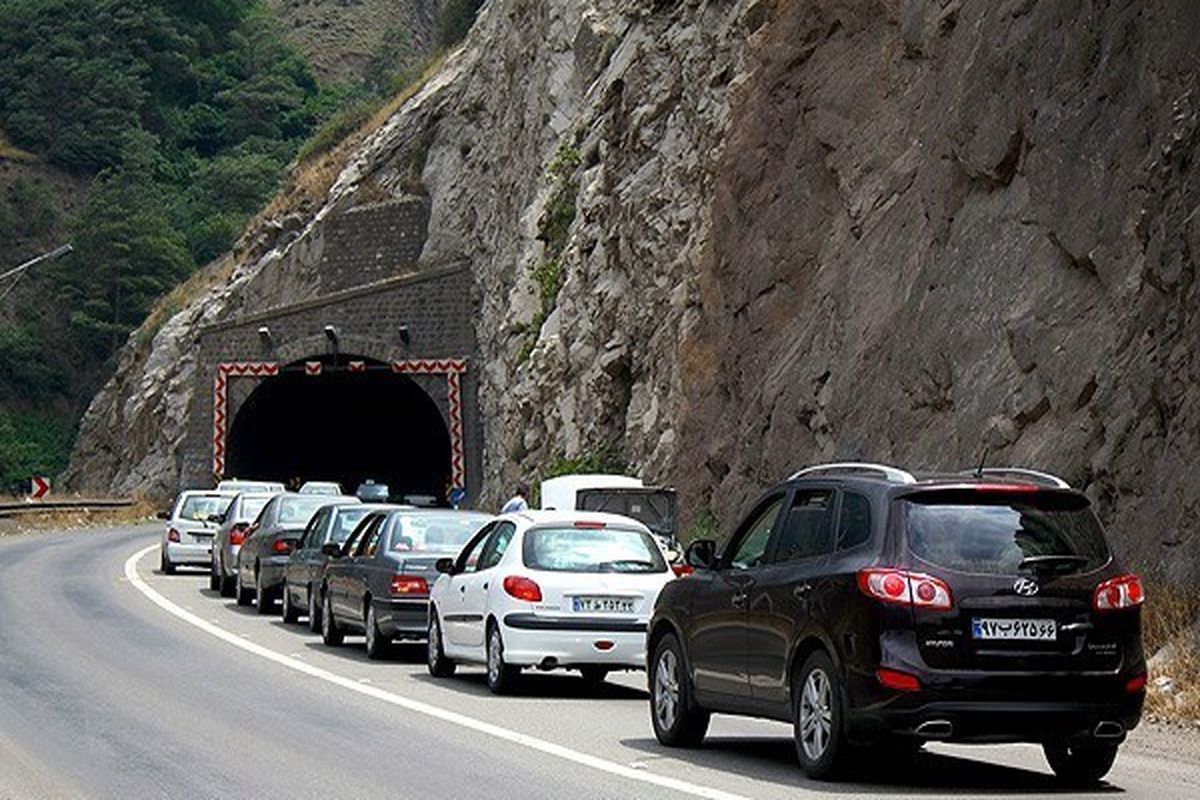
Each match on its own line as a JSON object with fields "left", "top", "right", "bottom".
{"left": 1093, "top": 721, "right": 1124, "bottom": 739}
{"left": 915, "top": 720, "right": 953, "bottom": 739}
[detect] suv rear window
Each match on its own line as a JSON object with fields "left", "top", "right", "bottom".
{"left": 902, "top": 490, "right": 1111, "bottom": 575}
{"left": 523, "top": 527, "right": 667, "bottom": 573}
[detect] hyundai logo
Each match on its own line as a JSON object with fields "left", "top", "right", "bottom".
{"left": 1013, "top": 578, "right": 1039, "bottom": 596}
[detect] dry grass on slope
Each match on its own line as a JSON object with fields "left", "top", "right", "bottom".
{"left": 1143, "top": 579, "right": 1200, "bottom": 723}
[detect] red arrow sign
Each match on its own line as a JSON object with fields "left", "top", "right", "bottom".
{"left": 31, "top": 476, "right": 49, "bottom": 499}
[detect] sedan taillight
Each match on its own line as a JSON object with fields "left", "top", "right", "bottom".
{"left": 229, "top": 524, "right": 247, "bottom": 546}
{"left": 271, "top": 539, "right": 294, "bottom": 555}
{"left": 857, "top": 568, "right": 953, "bottom": 611}
{"left": 390, "top": 575, "right": 429, "bottom": 595}
{"left": 1094, "top": 574, "right": 1144, "bottom": 611}
{"left": 167, "top": 528, "right": 181, "bottom": 543}
{"left": 502, "top": 575, "right": 542, "bottom": 602}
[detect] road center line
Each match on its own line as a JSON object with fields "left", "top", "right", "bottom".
{"left": 123, "top": 545, "right": 750, "bottom": 800}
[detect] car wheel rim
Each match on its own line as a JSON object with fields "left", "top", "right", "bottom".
{"left": 282, "top": 584, "right": 290, "bottom": 616}
{"left": 654, "top": 649, "right": 680, "bottom": 731}
{"left": 323, "top": 597, "right": 332, "bottom": 637}
{"left": 366, "top": 608, "right": 376, "bottom": 650}
{"left": 488, "top": 630, "right": 501, "bottom": 683}
{"left": 309, "top": 589, "right": 316, "bottom": 620}
{"left": 429, "top": 620, "right": 440, "bottom": 666}
{"left": 799, "top": 668, "right": 833, "bottom": 761}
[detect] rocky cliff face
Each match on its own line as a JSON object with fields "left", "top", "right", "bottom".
{"left": 66, "top": 0, "right": 1200, "bottom": 584}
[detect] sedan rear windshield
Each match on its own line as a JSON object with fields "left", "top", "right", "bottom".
{"left": 523, "top": 527, "right": 667, "bottom": 573}
{"left": 330, "top": 509, "right": 371, "bottom": 543}
{"left": 240, "top": 496, "right": 270, "bottom": 522}
{"left": 391, "top": 514, "right": 490, "bottom": 552}
{"left": 278, "top": 496, "right": 336, "bottom": 526}
{"left": 902, "top": 490, "right": 1111, "bottom": 575}
{"left": 177, "top": 495, "right": 230, "bottom": 522}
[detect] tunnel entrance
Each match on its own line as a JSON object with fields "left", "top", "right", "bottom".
{"left": 224, "top": 356, "right": 451, "bottom": 501}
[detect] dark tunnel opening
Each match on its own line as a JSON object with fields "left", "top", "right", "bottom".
{"left": 224, "top": 356, "right": 451, "bottom": 502}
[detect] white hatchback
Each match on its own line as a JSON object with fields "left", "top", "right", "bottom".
{"left": 427, "top": 510, "right": 676, "bottom": 693}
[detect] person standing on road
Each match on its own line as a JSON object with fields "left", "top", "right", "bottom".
{"left": 500, "top": 482, "right": 529, "bottom": 514}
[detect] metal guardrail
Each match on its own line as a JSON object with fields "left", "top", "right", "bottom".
{"left": 0, "top": 499, "right": 135, "bottom": 518}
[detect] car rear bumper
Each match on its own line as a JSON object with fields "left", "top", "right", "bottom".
{"left": 375, "top": 598, "right": 430, "bottom": 639}
{"left": 848, "top": 696, "right": 1143, "bottom": 744}
{"left": 499, "top": 614, "right": 648, "bottom": 668}
{"left": 257, "top": 557, "right": 289, "bottom": 592}
{"left": 164, "top": 541, "right": 213, "bottom": 565}
{"left": 218, "top": 544, "right": 241, "bottom": 575}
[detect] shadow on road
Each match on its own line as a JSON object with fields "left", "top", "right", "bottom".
{"left": 620, "top": 736, "right": 1123, "bottom": 795}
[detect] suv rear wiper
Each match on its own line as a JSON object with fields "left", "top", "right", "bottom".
{"left": 1018, "top": 554, "right": 1089, "bottom": 569}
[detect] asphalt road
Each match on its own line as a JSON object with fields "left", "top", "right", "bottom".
{"left": 1, "top": 526, "right": 1198, "bottom": 800}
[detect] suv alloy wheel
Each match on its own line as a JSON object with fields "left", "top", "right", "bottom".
{"left": 793, "top": 651, "right": 848, "bottom": 779}
{"left": 649, "top": 634, "right": 709, "bottom": 747}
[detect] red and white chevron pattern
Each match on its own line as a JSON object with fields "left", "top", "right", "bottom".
{"left": 212, "top": 362, "right": 279, "bottom": 479}
{"left": 392, "top": 359, "right": 469, "bottom": 490}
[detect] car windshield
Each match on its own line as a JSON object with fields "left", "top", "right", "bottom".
{"left": 523, "top": 527, "right": 667, "bottom": 573}
{"left": 278, "top": 496, "right": 334, "bottom": 526}
{"left": 178, "top": 495, "right": 230, "bottom": 522}
{"left": 330, "top": 508, "right": 371, "bottom": 543}
{"left": 903, "top": 490, "right": 1111, "bottom": 575}
{"left": 240, "top": 496, "right": 271, "bottom": 521}
{"left": 391, "top": 514, "right": 490, "bottom": 552}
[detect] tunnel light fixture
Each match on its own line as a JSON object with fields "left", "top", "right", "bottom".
{"left": 398, "top": 324, "right": 410, "bottom": 346}
{"left": 257, "top": 326, "right": 272, "bottom": 348}
{"left": 324, "top": 324, "right": 340, "bottom": 362}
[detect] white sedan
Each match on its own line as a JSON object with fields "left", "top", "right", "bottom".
{"left": 427, "top": 510, "right": 676, "bottom": 693}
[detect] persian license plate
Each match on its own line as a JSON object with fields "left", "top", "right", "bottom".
{"left": 972, "top": 618, "right": 1057, "bottom": 641}
{"left": 572, "top": 596, "right": 636, "bottom": 614}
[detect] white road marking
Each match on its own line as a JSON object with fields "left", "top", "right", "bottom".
{"left": 123, "top": 545, "right": 750, "bottom": 800}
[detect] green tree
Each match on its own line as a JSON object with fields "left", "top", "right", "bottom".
{"left": 63, "top": 132, "right": 192, "bottom": 357}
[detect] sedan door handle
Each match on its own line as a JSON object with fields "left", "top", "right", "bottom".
{"left": 793, "top": 584, "right": 813, "bottom": 600}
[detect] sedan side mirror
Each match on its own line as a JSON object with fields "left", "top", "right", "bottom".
{"left": 156, "top": 511, "right": 171, "bottom": 521}
{"left": 685, "top": 539, "right": 717, "bottom": 570}
{"left": 435, "top": 557, "right": 456, "bottom": 575}
{"left": 321, "top": 542, "right": 343, "bottom": 558}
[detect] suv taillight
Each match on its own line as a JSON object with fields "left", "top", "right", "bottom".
{"left": 390, "top": 575, "right": 429, "bottom": 595}
{"left": 167, "top": 528, "right": 181, "bottom": 543}
{"left": 1094, "top": 574, "right": 1144, "bottom": 611}
{"left": 502, "top": 575, "right": 542, "bottom": 602}
{"left": 857, "top": 568, "right": 953, "bottom": 611}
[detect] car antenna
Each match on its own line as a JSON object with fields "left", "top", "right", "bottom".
{"left": 974, "top": 446, "right": 989, "bottom": 479}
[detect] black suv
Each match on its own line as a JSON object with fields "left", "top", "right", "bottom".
{"left": 647, "top": 463, "right": 1145, "bottom": 786}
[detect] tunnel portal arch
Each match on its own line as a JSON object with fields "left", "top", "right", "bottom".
{"left": 219, "top": 355, "right": 465, "bottom": 501}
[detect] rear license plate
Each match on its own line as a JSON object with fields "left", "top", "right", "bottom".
{"left": 572, "top": 597, "right": 635, "bottom": 614}
{"left": 191, "top": 535, "right": 211, "bottom": 543}
{"left": 972, "top": 618, "right": 1057, "bottom": 641}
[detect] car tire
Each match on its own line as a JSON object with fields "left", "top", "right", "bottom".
{"left": 364, "top": 603, "right": 392, "bottom": 660}
{"left": 321, "top": 592, "right": 344, "bottom": 646}
{"left": 254, "top": 569, "right": 273, "bottom": 615}
{"left": 579, "top": 666, "right": 609, "bottom": 687}
{"left": 160, "top": 549, "right": 175, "bottom": 575}
{"left": 793, "top": 651, "right": 848, "bottom": 780}
{"left": 1043, "top": 741, "right": 1118, "bottom": 787}
{"left": 208, "top": 558, "right": 221, "bottom": 592}
{"left": 485, "top": 623, "right": 519, "bottom": 695}
{"left": 235, "top": 568, "right": 253, "bottom": 607}
{"left": 427, "top": 611, "right": 456, "bottom": 678}
{"left": 307, "top": 585, "right": 322, "bottom": 633}
{"left": 281, "top": 580, "right": 300, "bottom": 624}
{"left": 649, "top": 633, "right": 710, "bottom": 747}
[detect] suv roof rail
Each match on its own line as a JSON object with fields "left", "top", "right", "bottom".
{"left": 958, "top": 468, "right": 1070, "bottom": 489}
{"left": 790, "top": 462, "right": 917, "bottom": 484}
